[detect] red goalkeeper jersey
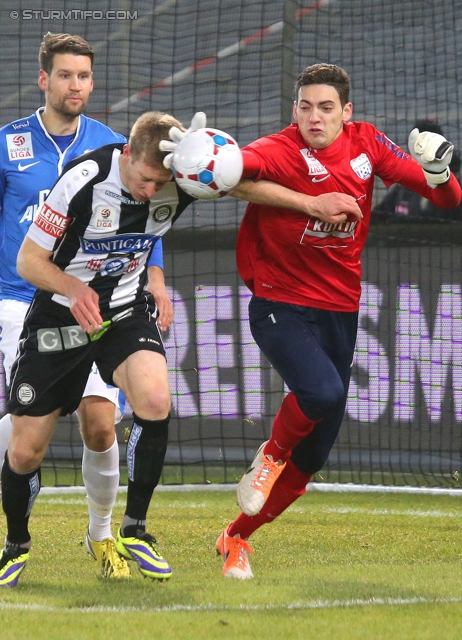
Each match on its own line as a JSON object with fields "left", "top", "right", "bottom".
{"left": 237, "top": 121, "right": 461, "bottom": 312}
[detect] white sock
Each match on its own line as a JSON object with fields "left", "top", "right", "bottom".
{"left": 0, "top": 413, "right": 13, "bottom": 472}
{"left": 83, "top": 439, "right": 120, "bottom": 541}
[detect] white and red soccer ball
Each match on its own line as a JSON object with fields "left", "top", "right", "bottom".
{"left": 171, "top": 128, "right": 243, "bottom": 199}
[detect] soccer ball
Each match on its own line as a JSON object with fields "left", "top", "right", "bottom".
{"left": 171, "top": 128, "right": 243, "bottom": 199}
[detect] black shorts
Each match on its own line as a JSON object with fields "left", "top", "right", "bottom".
{"left": 8, "top": 296, "right": 165, "bottom": 417}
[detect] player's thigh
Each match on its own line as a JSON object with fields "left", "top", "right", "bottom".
{"left": 112, "top": 350, "right": 170, "bottom": 416}
{"left": 0, "top": 299, "right": 29, "bottom": 385}
{"left": 248, "top": 296, "right": 340, "bottom": 396}
{"left": 95, "top": 313, "right": 169, "bottom": 418}
{"left": 314, "top": 307, "right": 358, "bottom": 374}
{"left": 81, "top": 363, "right": 125, "bottom": 424}
{"left": 76, "top": 395, "right": 117, "bottom": 451}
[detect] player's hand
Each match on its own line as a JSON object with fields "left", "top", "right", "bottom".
{"left": 308, "top": 192, "right": 363, "bottom": 223}
{"left": 159, "top": 111, "right": 207, "bottom": 169}
{"left": 65, "top": 279, "right": 102, "bottom": 334}
{"left": 145, "top": 272, "right": 174, "bottom": 331}
{"left": 408, "top": 128, "right": 453, "bottom": 186}
{"left": 153, "top": 288, "right": 174, "bottom": 332}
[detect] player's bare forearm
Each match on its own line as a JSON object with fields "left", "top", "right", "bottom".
{"left": 306, "top": 192, "right": 363, "bottom": 222}
{"left": 17, "top": 236, "right": 73, "bottom": 294}
{"left": 17, "top": 236, "right": 102, "bottom": 333}
{"left": 230, "top": 180, "right": 362, "bottom": 222}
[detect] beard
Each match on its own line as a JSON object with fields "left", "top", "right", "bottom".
{"left": 50, "top": 95, "right": 88, "bottom": 120}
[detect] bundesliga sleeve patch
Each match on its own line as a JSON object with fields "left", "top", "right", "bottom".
{"left": 34, "top": 203, "right": 70, "bottom": 238}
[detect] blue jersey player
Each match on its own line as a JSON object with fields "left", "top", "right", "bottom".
{"left": 0, "top": 32, "right": 173, "bottom": 581}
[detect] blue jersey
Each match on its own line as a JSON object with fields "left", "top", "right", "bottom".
{"left": 0, "top": 108, "right": 164, "bottom": 303}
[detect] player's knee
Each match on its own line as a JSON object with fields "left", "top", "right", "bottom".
{"left": 291, "top": 449, "right": 328, "bottom": 475}
{"left": 79, "top": 415, "right": 116, "bottom": 452}
{"left": 297, "top": 378, "right": 344, "bottom": 420}
{"left": 133, "top": 388, "right": 170, "bottom": 421}
{"left": 7, "top": 440, "right": 44, "bottom": 474}
{"left": 83, "top": 427, "right": 115, "bottom": 452}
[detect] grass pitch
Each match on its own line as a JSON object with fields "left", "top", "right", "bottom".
{"left": 1, "top": 489, "right": 462, "bottom": 639}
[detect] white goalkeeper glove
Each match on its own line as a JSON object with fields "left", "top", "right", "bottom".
{"left": 408, "top": 128, "right": 454, "bottom": 187}
{"left": 159, "top": 111, "right": 207, "bottom": 169}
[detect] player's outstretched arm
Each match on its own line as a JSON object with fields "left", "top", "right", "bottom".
{"left": 230, "top": 180, "right": 363, "bottom": 224}
{"left": 17, "top": 236, "right": 102, "bottom": 334}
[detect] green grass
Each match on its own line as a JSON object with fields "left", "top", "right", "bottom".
{"left": 1, "top": 490, "right": 462, "bottom": 639}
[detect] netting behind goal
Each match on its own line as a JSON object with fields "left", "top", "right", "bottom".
{"left": 0, "top": 0, "right": 461, "bottom": 488}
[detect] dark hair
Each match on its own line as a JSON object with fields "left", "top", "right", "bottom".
{"left": 414, "top": 119, "right": 443, "bottom": 137}
{"left": 128, "top": 111, "right": 185, "bottom": 167}
{"left": 38, "top": 32, "right": 94, "bottom": 74}
{"left": 295, "top": 63, "right": 351, "bottom": 106}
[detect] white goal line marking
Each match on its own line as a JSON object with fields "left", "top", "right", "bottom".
{"left": 0, "top": 596, "right": 461, "bottom": 614}
{"left": 37, "top": 496, "right": 462, "bottom": 519}
{"left": 38, "top": 482, "right": 462, "bottom": 497}
{"left": 327, "top": 506, "right": 462, "bottom": 517}
{"left": 290, "top": 506, "right": 462, "bottom": 518}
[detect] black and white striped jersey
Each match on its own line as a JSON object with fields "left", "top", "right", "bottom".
{"left": 27, "top": 143, "right": 193, "bottom": 316}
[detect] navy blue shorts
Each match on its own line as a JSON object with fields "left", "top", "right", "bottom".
{"left": 249, "top": 296, "right": 358, "bottom": 474}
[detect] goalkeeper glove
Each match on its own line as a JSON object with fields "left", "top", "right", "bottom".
{"left": 159, "top": 111, "right": 207, "bottom": 169}
{"left": 408, "top": 127, "right": 454, "bottom": 187}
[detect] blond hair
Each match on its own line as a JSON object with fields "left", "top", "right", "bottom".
{"left": 128, "top": 111, "right": 185, "bottom": 167}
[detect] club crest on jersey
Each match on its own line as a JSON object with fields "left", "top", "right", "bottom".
{"left": 299, "top": 148, "right": 329, "bottom": 176}
{"left": 350, "top": 153, "right": 372, "bottom": 180}
{"left": 6, "top": 132, "right": 34, "bottom": 161}
{"left": 17, "top": 383, "right": 36, "bottom": 405}
{"left": 152, "top": 204, "right": 172, "bottom": 222}
{"left": 93, "top": 205, "right": 117, "bottom": 229}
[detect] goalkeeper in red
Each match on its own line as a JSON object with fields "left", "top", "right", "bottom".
{"left": 216, "top": 63, "right": 462, "bottom": 579}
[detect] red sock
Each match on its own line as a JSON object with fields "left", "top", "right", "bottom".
{"left": 264, "top": 392, "right": 317, "bottom": 461}
{"left": 228, "top": 459, "right": 312, "bottom": 539}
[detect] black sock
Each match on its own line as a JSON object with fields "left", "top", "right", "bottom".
{"left": 1, "top": 453, "right": 40, "bottom": 546}
{"left": 121, "top": 516, "right": 146, "bottom": 538}
{"left": 125, "top": 414, "right": 169, "bottom": 522}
